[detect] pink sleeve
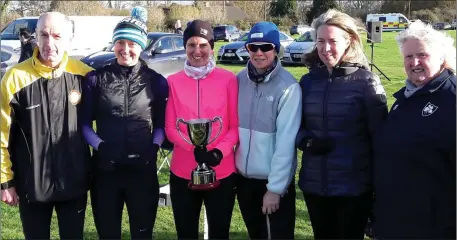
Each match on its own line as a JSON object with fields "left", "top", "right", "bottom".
{"left": 165, "top": 80, "right": 194, "bottom": 151}
{"left": 214, "top": 74, "right": 239, "bottom": 158}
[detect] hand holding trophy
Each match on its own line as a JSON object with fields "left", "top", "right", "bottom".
{"left": 176, "top": 117, "right": 223, "bottom": 190}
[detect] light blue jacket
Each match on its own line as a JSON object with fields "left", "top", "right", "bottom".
{"left": 236, "top": 62, "right": 302, "bottom": 195}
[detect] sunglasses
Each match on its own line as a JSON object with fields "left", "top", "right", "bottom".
{"left": 246, "top": 43, "right": 275, "bottom": 53}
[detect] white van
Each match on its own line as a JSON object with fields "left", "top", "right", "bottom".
{"left": 1, "top": 16, "right": 126, "bottom": 59}
{"left": 366, "top": 13, "right": 411, "bottom": 32}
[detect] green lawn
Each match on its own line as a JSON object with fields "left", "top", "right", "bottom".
{"left": 1, "top": 30, "right": 455, "bottom": 239}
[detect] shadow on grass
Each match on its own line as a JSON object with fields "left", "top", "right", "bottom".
{"left": 84, "top": 231, "right": 310, "bottom": 240}
{"left": 231, "top": 231, "right": 314, "bottom": 240}
{"left": 84, "top": 231, "right": 179, "bottom": 239}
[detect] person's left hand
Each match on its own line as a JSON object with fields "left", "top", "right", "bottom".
{"left": 204, "top": 148, "right": 223, "bottom": 167}
{"left": 262, "top": 191, "right": 280, "bottom": 215}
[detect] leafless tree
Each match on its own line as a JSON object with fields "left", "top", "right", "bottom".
{"left": 10, "top": 1, "right": 50, "bottom": 16}
{"left": 296, "top": 0, "right": 312, "bottom": 24}
{"left": 338, "top": 1, "right": 383, "bottom": 21}
{"left": 233, "top": 0, "right": 270, "bottom": 22}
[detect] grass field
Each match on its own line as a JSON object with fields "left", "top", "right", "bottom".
{"left": 1, "top": 30, "right": 455, "bottom": 239}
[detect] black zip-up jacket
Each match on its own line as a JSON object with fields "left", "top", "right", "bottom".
{"left": 81, "top": 59, "right": 168, "bottom": 171}
{"left": 373, "top": 69, "right": 456, "bottom": 238}
{"left": 297, "top": 62, "right": 388, "bottom": 196}
{"left": 0, "top": 48, "right": 93, "bottom": 202}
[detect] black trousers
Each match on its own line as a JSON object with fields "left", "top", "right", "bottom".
{"left": 170, "top": 172, "right": 236, "bottom": 240}
{"left": 303, "top": 191, "right": 372, "bottom": 240}
{"left": 91, "top": 165, "right": 159, "bottom": 239}
{"left": 18, "top": 193, "right": 87, "bottom": 239}
{"left": 236, "top": 175, "right": 296, "bottom": 239}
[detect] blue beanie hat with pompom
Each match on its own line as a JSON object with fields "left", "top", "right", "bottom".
{"left": 112, "top": 6, "right": 148, "bottom": 49}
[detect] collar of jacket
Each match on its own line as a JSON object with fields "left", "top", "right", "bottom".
{"left": 310, "top": 61, "right": 367, "bottom": 78}
{"left": 393, "top": 68, "right": 455, "bottom": 100}
{"left": 246, "top": 58, "right": 282, "bottom": 84}
{"left": 111, "top": 58, "right": 144, "bottom": 77}
{"left": 31, "top": 47, "right": 68, "bottom": 79}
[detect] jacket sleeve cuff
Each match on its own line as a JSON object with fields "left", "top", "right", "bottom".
{"left": 266, "top": 183, "right": 287, "bottom": 196}
{"left": 1, "top": 180, "right": 15, "bottom": 190}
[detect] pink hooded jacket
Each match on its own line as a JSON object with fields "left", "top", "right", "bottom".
{"left": 165, "top": 68, "right": 239, "bottom": 180}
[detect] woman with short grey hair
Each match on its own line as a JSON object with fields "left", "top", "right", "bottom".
{"left": 373, "top": 20, "right": 456, "bottom": 239}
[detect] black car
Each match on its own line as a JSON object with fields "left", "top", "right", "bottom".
{"left": 81, "top": 32, "right": 186, "bottom": 77}
{"left": 213, "top": 25, "right": 241, "bottom": 42}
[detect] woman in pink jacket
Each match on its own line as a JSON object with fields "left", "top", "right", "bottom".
{"left": 165, "top": 20, "right": 239, "bottom": 239}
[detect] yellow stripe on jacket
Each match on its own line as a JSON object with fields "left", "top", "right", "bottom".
{"left": 0, "top": 48, "right": 92, "bottom": 185}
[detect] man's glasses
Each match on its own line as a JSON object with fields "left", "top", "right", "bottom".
{"left": 246, "top": 43, "right": 275, "bottom": 53}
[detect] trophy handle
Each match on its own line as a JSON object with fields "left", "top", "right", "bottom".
{"left": 176, "top": 118, "right": 193, "bottom": 145}
{"left": 207, "top": 116, "right": 223, "bottom": 145}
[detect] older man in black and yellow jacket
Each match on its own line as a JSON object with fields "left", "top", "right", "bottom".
{"left": 0, "top": 12, "right": 92, "bottom": 239}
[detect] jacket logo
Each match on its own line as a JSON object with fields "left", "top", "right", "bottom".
{"left": 69, "top": 90, "right": 81, "bottom": 106}
{"left": 26, "top": 104, "right": 41, "bottom": 110}
{"left": 422, "top": 102, "right": 438, "bottom": 116}
{"left": 265, "top": 95, "right": 274, "bottom": 102}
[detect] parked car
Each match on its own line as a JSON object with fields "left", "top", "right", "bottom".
{"left": 289, "top": 25, "right": 310, "bottom": 35}
{"left": 217, "top": 31, "right": 294, "bottom": 64}
{"left": 452, "top": 19, "right": 457, "bottom": 29}
{"left": 433, "top": 22, "right": 446, "bottom": 30}
{"left": 81, "top": 32, "right": 186, "bottom": 78}
{"left": 1, "top": 46, "right": 19, "bottom": 78}
{"left": 213, "top": 25, "right": 241, "bottom": 42}
{"left": 282, "top": 31, "right": 315, "bottom": 66}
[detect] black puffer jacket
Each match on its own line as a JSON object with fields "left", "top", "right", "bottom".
{"left": 297, "top": 62, "right": 388, "bottom": 196}
{"left": 81, "top": 59, "right": 168, "bottom": 170}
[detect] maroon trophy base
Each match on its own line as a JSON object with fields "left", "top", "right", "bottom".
{"left": 188, "top": 180, "right": 220, "bottom": 191}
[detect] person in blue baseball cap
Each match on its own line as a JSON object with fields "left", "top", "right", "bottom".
{"left": 80, "top": 6, "right": 169, "bottom": 239}
{"left": 236, "top": 21, "right": 302, "bottom": 239}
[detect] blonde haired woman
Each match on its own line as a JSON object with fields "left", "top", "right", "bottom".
{"left": 296, "top": 9, "right": 388, "bottom": 239}
{"left": 373, "top": 20, "right": 456, "bottom": 239}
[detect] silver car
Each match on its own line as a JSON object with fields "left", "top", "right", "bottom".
{"left": 1, "top": 46, "right": 20, "bottom": 78}
{"left": 283, "top": 31, "right": 315, "bottom": 65}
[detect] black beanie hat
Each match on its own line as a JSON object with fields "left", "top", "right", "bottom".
{"left": 183, "top": 20, "right": 214, "bottom": 49}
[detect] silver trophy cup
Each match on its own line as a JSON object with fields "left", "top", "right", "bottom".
{"left": 176, "top": 117, "right": 223, "bottom": 190}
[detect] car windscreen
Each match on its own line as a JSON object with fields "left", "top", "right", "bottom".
{"left": 214, "top": 26, "right": 226, "bottom": 32}
{"left": 296, "top": 32, "right": 313, "bottom": 42}
{"left": 1, "top": 19, "right": 38, "bottom": 40}
{"left": 239, "top": 33, "right": 249, "bottom": 41}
